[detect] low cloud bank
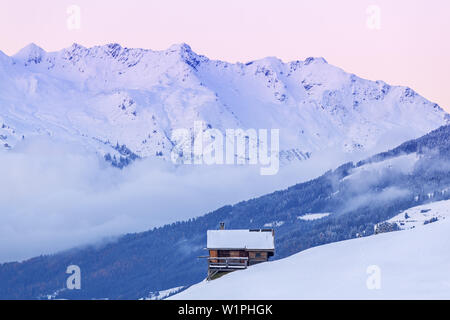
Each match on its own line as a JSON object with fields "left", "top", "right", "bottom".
{"left": 0, "top": 136, "right": 353, "bottom": 263}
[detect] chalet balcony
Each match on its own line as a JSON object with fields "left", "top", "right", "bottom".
{"left": 208, "top": 257, "right": 249, "bottom": 271}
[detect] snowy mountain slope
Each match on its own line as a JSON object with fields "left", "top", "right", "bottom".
{"left": 387, "top": 200, "right": 450, "bottom": 230}
{"left": 0, "top": 43, "right": 448, "bottom": 165}
{"left": 172, "top": 201, "right": 450, "bottom": 300}
{"left": 0, "top": 125, "right": 448, "bottom": 299}
{"left": 140, "top": 286, "right": 185, "bottom": 300}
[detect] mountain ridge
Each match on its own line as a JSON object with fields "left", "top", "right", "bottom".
{"left": 0, "top": 42, "right": 447, "bottom": 166}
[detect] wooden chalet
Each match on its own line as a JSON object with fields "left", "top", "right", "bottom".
{"left": 205, "top": 223, "right": 275, "bottom": 280}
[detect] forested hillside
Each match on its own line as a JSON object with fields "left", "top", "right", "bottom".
{"left": 1, "top": 125, "right": 449, "bottom": 299}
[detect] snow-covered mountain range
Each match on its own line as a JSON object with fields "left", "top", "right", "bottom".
{"left": 0, "top": 43, "right": 448, "bottom": 166}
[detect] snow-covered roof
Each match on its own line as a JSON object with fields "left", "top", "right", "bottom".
{"left": 207, "top": 229, "right": 274, "bottom": 250}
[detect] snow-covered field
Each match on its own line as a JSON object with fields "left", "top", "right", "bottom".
{"left": 297, "top": 213, "right": 331, "bottom": 221}
{"left": 387, "top": 200, "right": 450, "bottom": 230}
{"left": 171, "top": 200, "right": 450, "bottom": 299}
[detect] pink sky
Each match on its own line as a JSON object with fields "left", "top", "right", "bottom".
{"left": 1, "top": 0, "right": 449, "bottom": 111}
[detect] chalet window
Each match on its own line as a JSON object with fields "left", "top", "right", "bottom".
{"left": 218, "top": 250, "right": 230, "bottom": 257}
